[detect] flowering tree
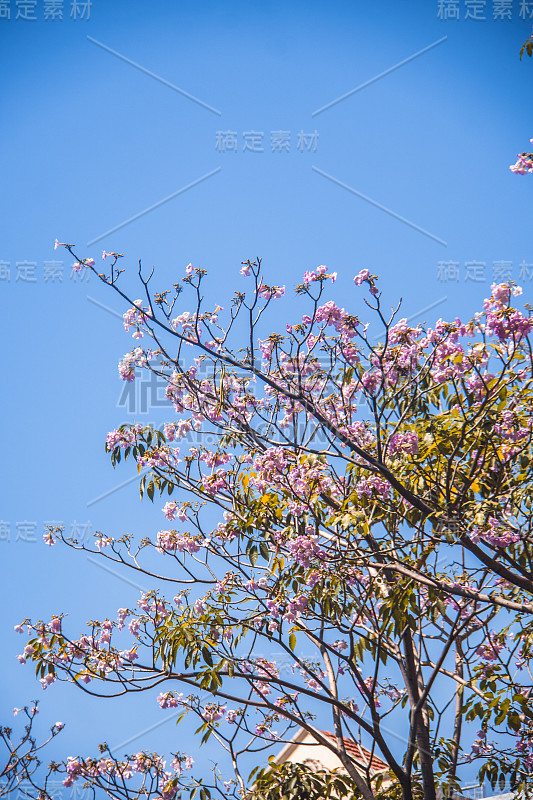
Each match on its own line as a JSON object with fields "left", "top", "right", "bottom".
{"left": 13, "top": 245, "right": 533, "bottom": 800}
{"left": 509, "top": 141, "right": 533, "bottom": 174}
{"left": 1, "top": 702, "right": 64, "bottom": 800}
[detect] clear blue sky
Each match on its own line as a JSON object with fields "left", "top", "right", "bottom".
{"left": 1, "top": 0, "right": 533, "bottom": 788}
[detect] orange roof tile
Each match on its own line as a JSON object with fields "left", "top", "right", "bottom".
{"left": 320, "top": 730, "right": 389, "bottom": 774}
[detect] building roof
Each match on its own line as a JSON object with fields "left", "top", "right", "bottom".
{"left": 275, "top": 726, "right": 389, "bottom": 775}
{"left": 320, "top": 730, "right": 389, "bottom": 773}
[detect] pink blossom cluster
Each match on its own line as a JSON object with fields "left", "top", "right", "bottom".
{"left": 493, "top": 410, "right": 532, "bottom": 444}
{"left": 304, "top": 677, "right": 323, "bottom": 693}
{"left": 286, "top": 533, "right": 326, "bottom": 567}
{"left": 475, "top": 634, "right": 506, "bottom": 663}
{"left": 510, "top": 142, "right": 533, "bottom": 174}
{"left": 71, "top": 257, "right": 95, "bottom": 272}
{"left": 254, "top": 723, "right": 279, "bottom": 739}
{"left": 516, "top": 735, "right": 533, "bottom": 770}
{"left": 157, "top": 530, "right": 202, "bottom": 554}
{"left": 137, "top": 592, "right": 171, "bottom": 621}
{"left": 212, "top": 519, "right": 239, "bottom": 543}
{"left": 484, "top": 283, "right": 531, "bottom": 342}
{"left": 62, "top": 748, "right": 193, "bottom": 794}
{"left": 312, "top": 300, "right": 359, "bottom": 341}
{"left": 164, "top": 420, "right": 193, "bottom": 441}
{"left": 249, "top": 657, "right": 280, "bottom": 692}
{"left": 137, "top": 446, "right": 180, "bottom": 470}
{"left": 201, "top": 468, "right": 229, "bottom": 496}
{"left": 283, "top": 594, "right": 309, "bottom": 623}
{"left": 302, "top": 264, "right": 337, "bottom": 285}
{"left": 388, "top": 431, "right": 419, "bottom": 456}
{"left": 123, "top": 300, "right": 152, "bottom": 339}
{"left": 363, "top": 677, "right": 381, "bottom": 707}
{"left": 469, "top": 729, "right": 492, "bottom": 758}
{"left": 162, "top": 501, "right": 188, "bottom": 521}
{"left": 344, "top": 421, "right": 376, "bottom": 449}
{"left": 157, "top": 691, "right": 184, "bottom": 709}
{"left": 292, "top": 460, "right": 338, "bottom": 509}
{"left": 471, "top": 518, "right": 520, "bottom": 548}
{"left": 163, "top": 365, "right": 262, "bottom": 428}
{"left": 257, "top": 283, "right": 285, "bottom": 299}
{"left": 200, "top": 450, "right": 232, "bottom": 468}
{"left": 251, "top": 447, "right": 292, "bottom": 492}
{"left": 171, "top": 310, "right": 197, "bottom": 333}
{"left": 118, "top": 348, "right": 148, "bottom": 382}
{"left": 264, "top": 594, "right": 308, "bottom": 626}
{"left": 467, "top": 373, "right": 496, "bottom": 402}
{"left": 360, "top": 371, "right": 382, "bottom": 396}
{"left": 354, "top": 475, "right": 391, "bottom": 499}
{"left": 202, "top": 702, "right": 226, "bottom": 722}
{"left": 40, "top": 673, "right": 57, "bottom": 690}
{"left": 353, "top": 269, "right": 378, "bottom": 296}
{"left": 387, "top": 319, "right": 424, "bottom": 347}
{"left": 106, "top": 425, "right": 142, "bottom": 450}
{"left": 17, "top": 600, "right": 187, "bottom": 689}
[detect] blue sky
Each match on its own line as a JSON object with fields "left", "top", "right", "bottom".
{"left": 2, "top": 0, "right": 533, "bottom": 789}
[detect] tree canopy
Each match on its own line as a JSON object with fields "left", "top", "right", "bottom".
{"left": 9, "top": 248, "right": 533, "bottom": 800}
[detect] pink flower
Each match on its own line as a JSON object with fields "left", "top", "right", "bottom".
{"left": 40, "top": 673, "right": 56, "bottom": 690}
{"left": 240, "top": 263, "right": 251, "bottom": 276}
{"left": 202, "top": 703, "right": 226, "bottom": 722}
{"left": 185, "top": 263, "right": 194, "bottom": 275}
{"left": 43, "top": 531, "right": 55, "bottom": 546}
{"left": 158, "top": 691, "right": 181, "bottom": 709}
{"left": 354, "top": 269, "right": 370, "bottom": 285}
{"left": 257, "top": 283, "right": 285, "bottom": 299}
{"left": 85, "top": 258, "right": 95, "bottom": 267}
{"left": 306, "top": 571, "right": 321, "bottom": 588}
